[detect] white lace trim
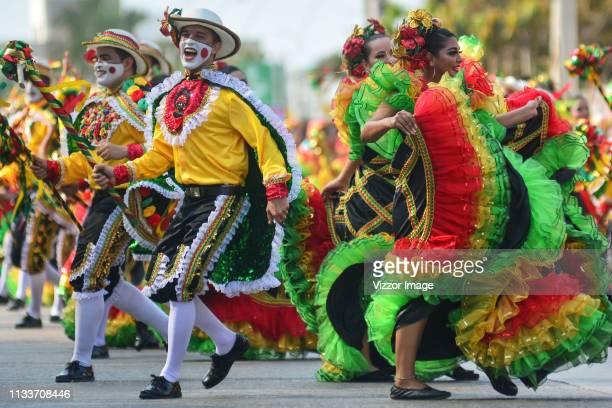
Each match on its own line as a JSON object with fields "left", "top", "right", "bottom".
{"left": 131, "top": 253, "right": 152, "bottom": 262}
{"left": 144, "top": 71, "right": 185, "bottom": 149}
{"left": 155, "top": 86, "right": 220, "bottom": 146}
{"left": 106, "top": 92, "right": 146, "bottom": 133}
{"left": 122, "top": 177, "right": 185, "bottom": 251}
{"left": 68, "top": 207, "right": 122, "bottom": 290}
{"left": 142, "top": 253, "right": 169, "bottom": 298}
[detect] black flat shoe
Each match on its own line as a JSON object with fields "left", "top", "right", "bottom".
{"left": 8, "top": 298, "right": 25, "bottom": 311}
{"left": 139, "top": 375, "right": 181, "bottom": 399}
{"left": 390, "top": 384, "right": 451, "bottom": 400}
{"left": 55, "top": 361, "right": 94, "bottom": 382}
{"left": 15, "top": 313, "right": 42, "bottom": 328}
{"left": 448, "top": 365, "right": 480, "bottom": 381}
{"left": 202, "top": 334, "right": 249, "bottom": 389}
{"left": 0, "top": 294, "right": 9, "bottom": 304}
{"left": 353, "top": 370, "right": 394, "bottom": 383}
{"left": 91, "top": 345, "right": 109, "bottom": 359}
{"left": 50, "top": 315, "right": 62, "bottom": 323}
{"left": 484, "top": 368, "right": 518, "bottom": 396}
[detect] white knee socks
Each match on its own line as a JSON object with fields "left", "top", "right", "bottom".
{"left": 160, "top": 300, "right": 195, "bottom": 382}
{"left": 27, "top": 272, "right": 45, "bottom": 319}
{"left": 112, "top": 279, "right": 168, "bottom": 340}
{"left": 71, "top": 293, "right": 105, "bottom": 367}
{"left": 194, "top": 296, "right": 236, "bottom": 355}
{"left": 94, "top": 299, "right": 113, "bottom": 347}
{"left": 0, "top": 233, "right": 12, "bottom": 297}
{"left": 15, "top": 269, "right": 28, "bottom": 300}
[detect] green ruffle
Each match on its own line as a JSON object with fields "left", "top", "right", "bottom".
{"left": 509, "top": 296, "right": 612, "bottom": 388}
{"left": 503, "top": 148, "right": 567, "bottom": 251}
{"left": 278, "top": 188, "right": 318, "bottom": 332}
{"left": 564, "top": 193, "right": 608, "bottom": 250}
{"left": 474, "top": 109, "right": 506, "bottom": 143}
{"left": 346, "top": 62, "right": 410, "bottom": 161}
{"left": 365, "top": 291, "right": 462, "bottom": 367}
{"left": 530, "top": 133, "right": 607, "bottom": 250}
{"left": 315, "top": 234, "right": 393, "bottom": 381}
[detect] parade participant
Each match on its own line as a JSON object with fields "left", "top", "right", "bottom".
{"left": 92, "top": 8, "right": 303, "bottom": 399}
{"left": 362, "top": 10, "right": 611, "bottom": 400}
{"left": 140, "top": 41, "right": 172, "bottom": 84}
{"left": 30, "top": 29, "right": 171, "bottom": 382}
{"left": 0, "top": 61, "right": 71, "bottom": 327}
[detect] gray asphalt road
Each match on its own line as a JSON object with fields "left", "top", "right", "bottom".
{"left": 1, "top": 306, "right": 611, "bottom": 408}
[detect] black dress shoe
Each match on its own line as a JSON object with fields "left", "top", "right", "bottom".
{"left": 484, "top": 368, "right": 518, "bottom": 396}
{"left": 134, "top": 321, "right": 159, "bottom": 351}
{"left": 92, "top": 345, "right": 109, "bottom": 359}
{"left": 50, "top": 315, "right": 62, "bottom": 323}
{"left": 202, "top": 334, "right": 249, "bottom": 389}
{"left": 0, "top": 294, "right": 9, "bottom": 304}
{"left": 8, "top": 298, "right": 25, "bottom": 311}
{"left": 15, "top": 313, "right": 42, "bottom": 328}
{"left": 448, "top": 365, "right": 480, "bottom": 381}
{"left": 353, "top": 370, "right": 394, "bottom": 382}
{"left": 390, "top": 384, "right": 451, "bottom": 400}
{"left": 55, "top": 361, "right": 94, "bottom": 382}
{"left": 139, "top": 375, "right": 181, "bottom": 399}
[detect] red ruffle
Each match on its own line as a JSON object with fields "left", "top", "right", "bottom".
{"left": 304, "top": 182, "right": 334, "bottom": 270}
{"left": 506, "top": 87, "right": 571, "bottom": 138}
{"left": 113, "top": 164, "right": 130, "bottom": 185}
{"left": 461, "top": 59, "right": 493, "bottom": 96}
{"left": 200, "top": 289, "right": 309, "bottom": 340}
{"left": 265, "top": 183, "right": 288, "bottom": 201}
{"left": 127, "top": 143, "right": 144, "bottom": 160}
{"left": 482, "top": 273, "right": 581, "bottom": 343}
{"left": 46, "top": 160, "right": 60, "bottom": 184}
{"left": 412, "top": 87, "right": 482, "bottom": 249}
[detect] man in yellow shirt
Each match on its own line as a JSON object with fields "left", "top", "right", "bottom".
{"left": 31, "top": 29, "right": 170, "bottom": 383}
{"left": 0, "top": 61, "right": 70, "bottom": 327}
{"left": 93, "top": 8, "right": 302, "bottom": 399}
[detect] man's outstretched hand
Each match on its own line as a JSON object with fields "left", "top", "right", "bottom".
{"left": 30, "top": 156, "right": 48, "bottom": 180}
{"left": 266, "top": 197, "right": 289, "bottom": 225}
{"left": 93, "top": 164, "right": 115, "bottom": 189}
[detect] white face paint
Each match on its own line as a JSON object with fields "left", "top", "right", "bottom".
{"left": 179, "top": 38, "right": 214, "bottom": 71}
{"left": 25, "top": 81, "right": 43, "bottom": 103}
{"left": 94, "top": 60, "right": 125, "bottom": 88}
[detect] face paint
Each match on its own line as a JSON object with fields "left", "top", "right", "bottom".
{"left": 179, "top": 38, "right": 214, "bottom": 71}
{"left": 94, "top": 60, "right": 125, "bottom": 88}
{"left": 25, "top": 82, "right": 43, "bottom": 103}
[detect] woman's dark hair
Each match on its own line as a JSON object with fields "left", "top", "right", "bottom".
{"left": 425, "top": 28, "right": 456, "bottom": 56}
{"left": 363, "top": 33, "right": 388, "bottom": 58}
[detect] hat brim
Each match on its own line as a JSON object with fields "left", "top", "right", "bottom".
{"left": 141, "top": 48, "right": 173, "bottom": 76}
{"left": 169, "top": 16, "right": 241, "bottom": 60}
{"left": 82, "top": 41, "right": 149, "bottom": 76}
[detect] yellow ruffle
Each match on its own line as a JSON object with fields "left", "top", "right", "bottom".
{"left": 454, "top": 293, "right": 601, "bottom": 368}
{"left": 192, "top": 321, "right": 317, "bottom": 353}
{"left": 330, "top": 78, "right": 363, "bottom": 146}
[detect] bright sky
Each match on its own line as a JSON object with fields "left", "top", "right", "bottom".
{"left": 3, "top": 0, "right": 423, "bottom": 72}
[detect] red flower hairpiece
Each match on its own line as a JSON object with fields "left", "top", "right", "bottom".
{"left": 341, "top": 19, "right": 387, "bottom": 79}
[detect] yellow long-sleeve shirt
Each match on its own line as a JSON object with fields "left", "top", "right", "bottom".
{"left": 0, "top": 103, "right": 57, "bottom": 189}
{"left": 127, "top": 87, "right": 289, "bottom": 187}
{"left": 56, "top": 93, "right": 146, "bottom": 189}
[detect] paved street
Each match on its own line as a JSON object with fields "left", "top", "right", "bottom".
{"left": 1, "top": 306, "right": 611, "bottom": 408}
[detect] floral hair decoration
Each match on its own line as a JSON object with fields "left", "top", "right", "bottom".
{"left": 341, "top": 19, "right": 386, "bottom": 79}
{"left": 393, "top": 9, "right": 442, "bottom": 70}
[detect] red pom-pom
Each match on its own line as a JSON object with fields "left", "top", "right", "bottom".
{"left": 84, "top": 49, "right": 97, "bottom": 64}
{"left": 130, "top": 89, "right": 144, "bottom": 102}
{"left": 147, "top": 213, "right": 161, "bottom": 228}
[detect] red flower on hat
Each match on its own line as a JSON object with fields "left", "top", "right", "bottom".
{"left": 84, "top": 49, "right": 97, "bottom": 64}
